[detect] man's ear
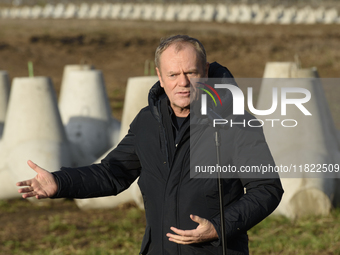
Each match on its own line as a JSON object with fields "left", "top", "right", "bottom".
{"left": 156, "top": 67, "right": 164, "bottom": 88}
{"left": 205, "top": 62, "right": 210, "bottom": 77}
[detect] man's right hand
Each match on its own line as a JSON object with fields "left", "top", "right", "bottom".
{"left": 16, "top": 160, "right": 58, "bottom": 199}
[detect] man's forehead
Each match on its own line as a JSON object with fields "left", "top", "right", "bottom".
{"left": 159, "top": 43, "right": 198, "bottom": 63}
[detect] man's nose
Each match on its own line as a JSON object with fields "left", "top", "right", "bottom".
{"left": 178, "top": 74, "right": 190, "bottom": 87}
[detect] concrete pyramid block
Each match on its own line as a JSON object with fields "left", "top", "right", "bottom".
{"left": 31, "top": 5, "right": 43, "bottom": 19}
{"left": 153, "top": 4, "right": 165, "bottom": 21}
{"left": 142, "top": 4, "right": 155, "bottom": 21}
{"left": 119, "top": 76, "right": 159, "bottom": 140}
{"left": 59, "top": 68, "right": 120, "bottom": 165}
{"left": 52, "top": 3, "right": 65, "bottom": 19}
{"left": 99, "top": 4, "right": 112, "bottom": 19}
{"left": 0, "top": 77, "right": 72, "bottom": 200}
{"left": 215, "top": 4, "right": 228, "bottom": 22}
{"left": 64, "top": 4, "right": 78, "bottom": 19}
{"left": 75, "top": 76, "right": 158, "bottom": 211}
{"left": 258, "top": 62, "right": 338, "bottom": 218}
{"left": 201, "top": 4, "right": 216, "bottom": 22}
{"left": 41, "top": 4, "right": 54, "bottom": 19}
{"left": 110, "top": 4, "right": 122, "bottom": 19}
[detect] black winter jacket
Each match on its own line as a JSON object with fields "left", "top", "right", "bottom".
{"left": 52, "top": 62, "right": 284, "bottom": 255}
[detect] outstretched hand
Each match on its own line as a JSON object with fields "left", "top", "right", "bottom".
{"left": 166, "top": 214, "right": 218, "bottom": 245}
{"left": 16, "top": 160, "right": 58, "bottom": 199}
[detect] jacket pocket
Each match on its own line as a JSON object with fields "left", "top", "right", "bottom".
{"left": 139, "top": 225, "right": 151, "bottom": 255}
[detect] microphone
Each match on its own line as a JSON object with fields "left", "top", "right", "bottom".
{"left": 206, "top": 107, "right": 230, "bottom": 130}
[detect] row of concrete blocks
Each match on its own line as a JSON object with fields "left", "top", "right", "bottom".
{"left": 1, "top": 63, "right": 340, "bottom": 218}
{"left": 0, "top": 66, "right": 159, "bottom": 209}
{"left": 0, "top": 3, "right": 339, "bottom": 24}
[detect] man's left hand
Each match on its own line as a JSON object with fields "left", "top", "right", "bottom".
{"left": 166, "top": 214, "right": 218, "bottom": 244}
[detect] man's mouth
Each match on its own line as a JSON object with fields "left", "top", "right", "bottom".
{"left": 177, "top": 91, "right": 190, "bottom": 96}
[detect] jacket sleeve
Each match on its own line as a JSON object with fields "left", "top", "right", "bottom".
{"left": 210, "top": 115, "right": 284, "bottom": 244}
{"left": 52, "top": 129, "right": 141, "bottom": 199}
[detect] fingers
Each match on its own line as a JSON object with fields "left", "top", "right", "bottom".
{"left": 166, "top": 231, "right": 196, "bottom": 244}
{"left": 18, "top": 187, "right": 34, "bottom": 194}
{"left": 27, "top": 160, "right": 45, "bottom": 174}
{"left": 16, "top": 179, "right": 32, "bottom": 187}
{"left": 190, "top": 214, "right": 206, "bottom": 224}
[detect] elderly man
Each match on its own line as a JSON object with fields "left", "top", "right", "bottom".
{"left": 17, "top": 35, "right": 283, "bottom": 255}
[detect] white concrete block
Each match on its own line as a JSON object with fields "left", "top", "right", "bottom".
{"left": 238, "top": 4, "right": 253, "bottom": 23}
{"left": 19, "top": 6, "right": 32, "bottom": 19}
{"left": 280, "top": 7, "right": 297, "bottom": 24}
{"left": 142, "top": 4, "right": 154, "bottom": 21}
{"left": 294, "top": 6, "right": 313, "bottom": 24}
{"left": 77, "top": 3, "right": 90, "bottom": 19}
{"left": 31, "top": 5, "right": 42, "bottom": 19}
{"left": 130, "top": 4, "right": 143, "bottom": 20}
{"left": 88, "top": 3, "right": 102, "bottom": 19}
{"left": 164, "top": 4, "right": 180, "bottom": 22}
{"left": 110, "top": 4, "right": 122, "bottom": 19}
{"left": 259, "top": 62, "right": 338, "bottom": 218}
{"left": 215, "top": 4, "right": 228, "bottom": 23}
{"left": 189, "top": 4, "right": 203, "bottom": 22}
{"left": 59, "top": 69, "right": 120, "bottom": 164}
{"left": 63, "top": 4, "right": 77, "bottom": 19}
{"left": 153, "top": 4, "right": 165, "bottom": 21}
{"left": 0, "top": 77, "right": 72, "bottom": 200}
{"left": 226, "top": 5, "right": 240, "bottom": 23}
{"left": 0, "top": 8, "right": 10, "bottom": 19}
{"left": 52, "top": 3, "right": 65, "bottom": 19}
{"left": 0, "top": 71, "right": 10, "bottom": 139}
{"left": 324, "top": 8, "right": 338, "bottom": 24}
{"left": 177, "top": 4, "right": 192, "bottom": 22}
{"left": 264, "top": 6, "right": 283, "bottom": 24}
{"left": 119, "top": 4, "right": 133, "bottom": 20}
{"left": 253, "top": 5, "right": 270, "bottom": 24}
{"left": 119, "top": 76, "right": 158, "bottom": 140}
{"left": 201, "top": 4, "right": 216, "bottom": 22}
{"left": 8, "top": 7, "right": 20, "bottom": 19}
{"left": 314, "top": 7, "right": 325, "bottom": 23}
{"left": 99, "top": 3, "right": 112, "bottom": 19}
{"left": 41, "top": 4, "right": 54, "bottom": 19}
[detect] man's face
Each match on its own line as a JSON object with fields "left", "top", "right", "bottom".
{"left": 156, "top": 43, "right": 208, "bottom": 117}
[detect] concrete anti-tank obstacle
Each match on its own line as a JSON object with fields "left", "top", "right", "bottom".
{"left": 189, "top": 4, "right": 203, "bottom": 22}
{"left": 119, "top": 76, "right": 159, "bottom": 140}
{"left": 59, "top": 68, "right": 121, "bottom": 166}
{"left": 52, "top": 3, "right": 65, "bottom": 19}
{"left": 201, "top": 4, "right": 216, "bottom": 22}
{"left": 153, "top": 4, "right": 165, "bottom": 21}
{"left": 0, "top": 71, "right": 10, "bottom": 139}
{"left": 31, "top": 5, "right": 43, "bottom": 19}
{"left": 64, "top": 4, "right": 78, "bottom": 19}
{"left": 41, "top": 4, "right": 54, "bottom": 19}
{"left": 88, "top": 3, "right": 102, "bottom": 19}
{"left": 142, "top": 4, "right": 154, "bottom": 21}
{"left": 0, "top": 76, "right": 73, "bottom": 200}
{"left": 99, "top": 4, "right": 112, "bottom": 19}
{"left": 110, "top": 4, "right": 122, "bottom": 19}
{"left": 77, "top": 3, "right": 90, "bottom": 19}
{"left": 215, "top": 4, "right": 228, "bottom": 22}
{"left": 75, "top": 76, "right": 158, "bottom": 211}
{"left": 257, "top": 62, "right": 338, "bottom": 218}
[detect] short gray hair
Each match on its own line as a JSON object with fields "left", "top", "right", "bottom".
{"left": 155, "top": 35, "right": 207, "bottom": 72}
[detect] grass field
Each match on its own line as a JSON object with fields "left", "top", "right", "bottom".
{"left": 0, "top": 199, "right": 339, "bottom": 255}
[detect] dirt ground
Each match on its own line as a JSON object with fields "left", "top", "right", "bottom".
{"left": 0, "top": 19, "right": 340, "bottom": 254}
